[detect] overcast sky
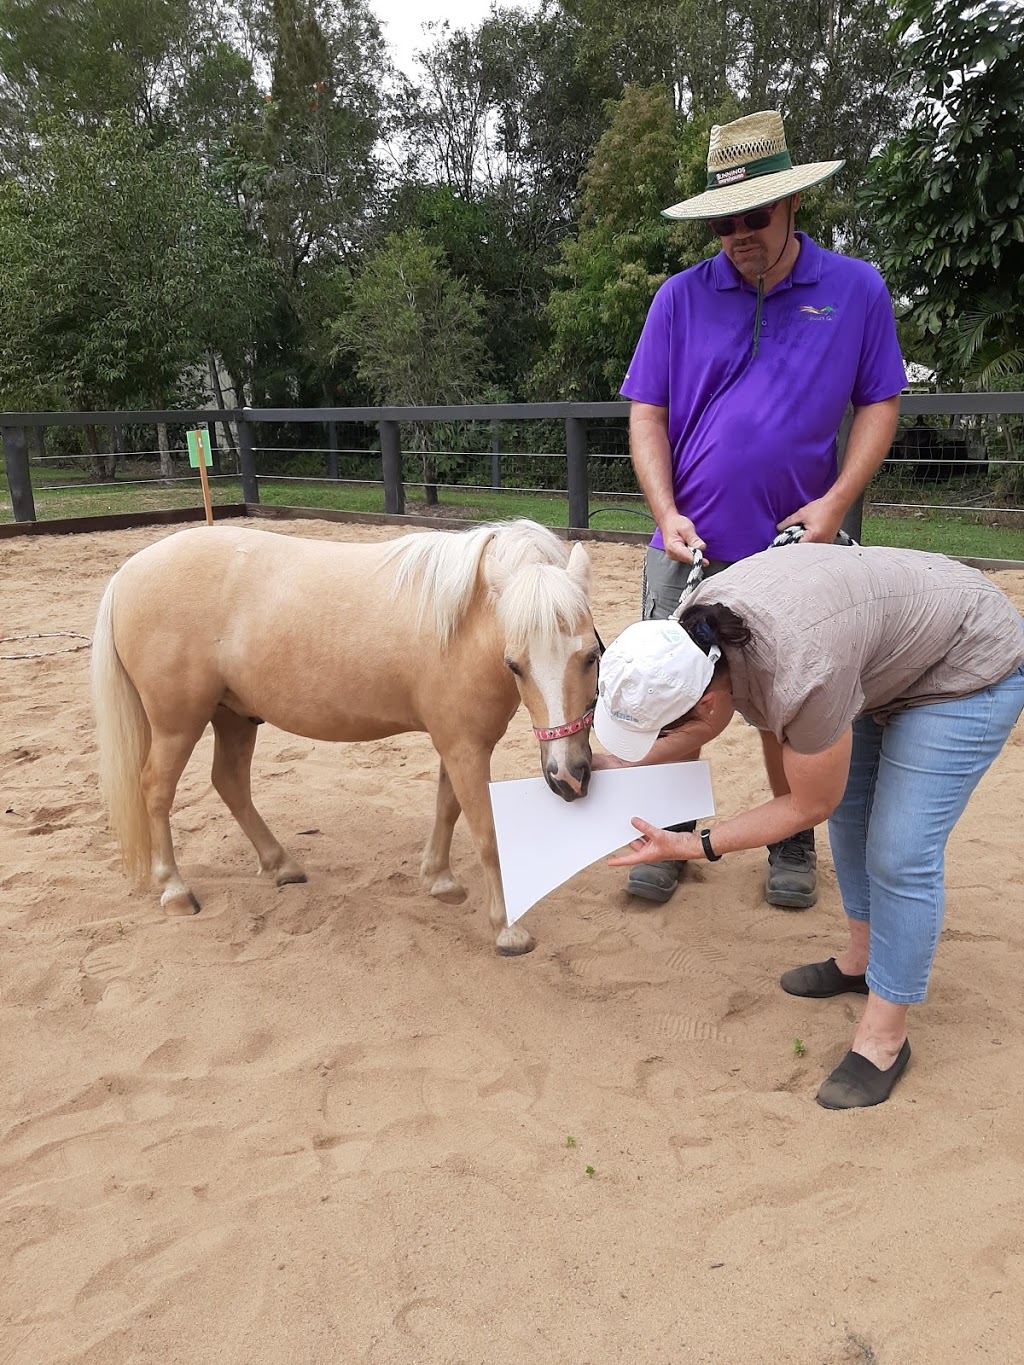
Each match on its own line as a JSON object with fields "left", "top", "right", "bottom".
{"left": 370, "top": 0, "right": 538, "bottom": 74}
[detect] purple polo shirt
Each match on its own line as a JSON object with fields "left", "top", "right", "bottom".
{"left": 621, "top": 233, "right": 907, "bottom": 562}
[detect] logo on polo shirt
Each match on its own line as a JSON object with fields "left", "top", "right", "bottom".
{"left": 799, "top": 305, "right": 836, "bottom": 320}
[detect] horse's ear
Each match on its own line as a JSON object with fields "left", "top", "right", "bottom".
{"left": 566, "top": 543, "right": 592, "bottom": 595}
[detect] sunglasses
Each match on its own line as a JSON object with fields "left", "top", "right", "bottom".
{"left": 709, "top": 203, "right": 777, "bottom": 237}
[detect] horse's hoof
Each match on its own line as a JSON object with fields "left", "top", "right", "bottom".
{"left": 495, "top": 925, "right": 535, "bottom": 956}
{"left": 427, "top": 875, "right": 467, "bottom": 904}
{"left": 275, "top": 869, "right": 308, "bottom": 888}
{"left": 163, "top": 891, "right": 201, "bottom": 917}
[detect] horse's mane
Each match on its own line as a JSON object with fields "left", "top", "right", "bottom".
{"left": 380, "top": 519, "right": 587, "bottom": 648}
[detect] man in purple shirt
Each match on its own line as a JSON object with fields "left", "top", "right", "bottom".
{"left": 608, "top": 109, "right": 907, "bottom": 909}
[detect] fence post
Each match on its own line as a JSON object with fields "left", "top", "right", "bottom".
{"left": 236, "top": 414, "right": 259, "bottom": 504}
{"left": 565, "top": 415, "right": 589, "bottom": 532}
{"left": 490, "top": 419, "right": 501, "bottom": 489}
{"left": 3, "top": 425, "right": 36, "bottom": 523}
{"left": 835, "top": 405, "right": 863, "bottom": 542}
{"left": 379, "top": 420, "right": 405, "bottom": 515}
{"left": 327, "top": 420, "right": 339, "bottom": 481}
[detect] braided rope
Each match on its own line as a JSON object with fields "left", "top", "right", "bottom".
{"left": 668, "top": 548, "right": 708, "bottom": 621}
{"left": 661, "top": 525, "right": 857, "bottom": 620}
{"left": 769, "top": 526, "right": 856, "bottom": 549}
{"left": 0, "top": 632, "right": 92, "bottom": 660}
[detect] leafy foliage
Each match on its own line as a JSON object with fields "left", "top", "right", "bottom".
{"left": 0, "top": 117, "right": 271, "bottom": 412}
{"left": 864, "top": 0, "right": 1024, "bottom": 385}
{"left": 536, "top": 86, "right": 712, "bottom": 399}
{"left": 330, "top": 229, "right": 489, "bottom": 500}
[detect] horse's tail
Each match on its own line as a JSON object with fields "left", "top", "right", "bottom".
{"left": 90, "top": 576, "right": 152, "bottom": 884}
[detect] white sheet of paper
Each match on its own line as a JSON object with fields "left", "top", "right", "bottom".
{"left": 488, "top": 762, "right": 715, "bottom": 924}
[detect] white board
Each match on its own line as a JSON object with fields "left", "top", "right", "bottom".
{"left": 488, "top": 762, "right": 715, "bottom": 924}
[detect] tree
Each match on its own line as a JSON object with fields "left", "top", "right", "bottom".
{"left": 0, "top": 118, "right": 271, "bottom": 473}
{"left": 0, "top": 0, "right": 194, "bottom": 164}
{"left": 864, "top": 0, "right": 1024, "bottom": 387}
{"left": 331, "top": 230, "right": 488, "bottom": 504}
{"left": 536, "top": 86, "right": 713, "bottom": 399}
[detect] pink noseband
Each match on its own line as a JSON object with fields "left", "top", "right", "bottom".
{"left": 532, "top": 705, "right": 595, "bottom": 743}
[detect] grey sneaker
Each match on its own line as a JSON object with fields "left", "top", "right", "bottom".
{"left": 626, "top": 860, "right": 686, "bottom": 905}
{"left": 765, "top": 829, "right": 817, "bottom": 910}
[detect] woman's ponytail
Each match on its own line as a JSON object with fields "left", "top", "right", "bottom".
{"left": 679, "top": 602, "right": 752, "bottom": 657}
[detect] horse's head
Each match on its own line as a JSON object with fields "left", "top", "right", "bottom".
{"left": 488, "top": 541, "right": 599, "bottom": 802}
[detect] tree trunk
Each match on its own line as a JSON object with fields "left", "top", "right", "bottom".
{"left": 84, "top": 423, "right": 114, "bottom": 481}
{"left": 207, "top": 349, "right": 236, "bottom": 473}
{"left": 416, "top": 423, "right": 438, "bottom": 505}
{"left": 157, "top": 422, "right": 173, "bottom": 481}
{"left": 423, "top": 460, "right": 439, "bottom": 506}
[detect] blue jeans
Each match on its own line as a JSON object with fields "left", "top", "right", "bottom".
{"left": 828, "top": 659, "right": 1024, "bottom": 1005}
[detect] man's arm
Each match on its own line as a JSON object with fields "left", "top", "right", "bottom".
{"left": 777, "top": 395, "right": 901, "bottom": 543}
{"left": 630, "top": 401, "right": 705, "bottom": 562}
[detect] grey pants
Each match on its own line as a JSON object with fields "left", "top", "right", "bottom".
{"left": 642, "top": 547, "right": 732, "bottom": 621}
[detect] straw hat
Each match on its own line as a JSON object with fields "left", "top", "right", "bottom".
{"left": 662, "top": 110, "right": 844, "bottom": 220}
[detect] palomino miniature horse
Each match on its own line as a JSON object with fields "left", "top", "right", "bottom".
{"left": 91, "top": 519, "right": 599, "bottom": 953}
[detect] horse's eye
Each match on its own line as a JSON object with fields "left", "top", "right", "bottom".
{"left": 504, "top": 658, "right": 522, "bottom": 677}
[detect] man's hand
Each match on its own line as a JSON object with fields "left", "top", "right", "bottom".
{"left": 660, "top": 511, "right": 706, "bottom": 563}
{"left": 777, "top": 496, "right": 846, "bottom": 545}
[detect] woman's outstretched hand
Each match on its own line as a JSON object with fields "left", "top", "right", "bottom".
{"left": 607, "top": 817, "right": 692, "bottom": 867}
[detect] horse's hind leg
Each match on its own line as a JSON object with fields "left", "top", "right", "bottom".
{"left": 142, "top": 722, "right": 208, "bottom": 916}
{"left": 210, "top": 707, "right": 306, "bottom": 887}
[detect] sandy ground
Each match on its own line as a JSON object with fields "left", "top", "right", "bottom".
{"left": 2, "top": 517, "right": 1023, "bottom": 1365}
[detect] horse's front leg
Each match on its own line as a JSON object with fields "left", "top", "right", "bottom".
{"left": 436, "top": 740, "right": 533, "bottom": 957}
{"left": 420, "top": 760, "right": 467, "bottom": 903}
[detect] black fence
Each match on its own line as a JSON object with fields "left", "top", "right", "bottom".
{"left": 3, "top": 395, "right": 1024, "bottom": 549}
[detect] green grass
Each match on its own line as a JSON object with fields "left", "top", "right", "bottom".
{"left": 0, "top": 473, "right": 244, "bottom": 522}
{"left": 5, "top": 468, "right": 1024, "bottom": 562}
{"left": 862, "top": 512, "right": 1024, "bottom": 560}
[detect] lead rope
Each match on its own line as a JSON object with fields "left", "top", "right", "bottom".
{"left": 663, "top": 526, "right": 857, "bottom": 619}
{"left": 668, "top": 547, "right": 707, "bottom": 621}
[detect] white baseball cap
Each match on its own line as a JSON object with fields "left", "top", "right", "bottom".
{"left": 594, "top": 620, "right": 721, "bottom": 762}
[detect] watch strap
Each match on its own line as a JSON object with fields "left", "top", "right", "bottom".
{"left": 700, "top": 828, "right": 722, "bottom": 862}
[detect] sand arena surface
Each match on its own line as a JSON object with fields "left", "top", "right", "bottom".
{"left": 2, "top": 518, "right": 1023, "bottom": 1365}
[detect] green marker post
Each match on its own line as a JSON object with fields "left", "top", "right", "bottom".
{"left": 187, "top": 428, "right": 213, "bottom": 525}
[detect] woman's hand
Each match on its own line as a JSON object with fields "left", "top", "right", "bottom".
{"left": 590, "top": 751, "right": 632, "bottom": 772}
{"left": 607, "top": 817, "right": 699, "bottom": 867}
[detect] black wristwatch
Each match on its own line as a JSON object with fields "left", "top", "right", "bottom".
{"left": 700, "top": 828, "right": 722, "bottom": 862}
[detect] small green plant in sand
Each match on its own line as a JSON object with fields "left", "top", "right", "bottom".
{"left": 585, "top": 1166, "right": 596, "bottom": 1177}
{"left": 793, "top": 1038, "right": 807, "bottom": 1058}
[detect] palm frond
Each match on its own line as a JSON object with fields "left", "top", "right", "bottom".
{"left": 976, "top": 349, "right": 1024, "bottom": 386}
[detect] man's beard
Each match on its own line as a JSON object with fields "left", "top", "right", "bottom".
{"left": 731, "top": 240, "right": 770, "bottom": 281}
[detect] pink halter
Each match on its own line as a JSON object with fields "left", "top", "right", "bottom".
{"left": 532, "top": 705, "right": 595, "bottom": 743}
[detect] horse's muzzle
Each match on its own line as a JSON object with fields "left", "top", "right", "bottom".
{"left": 545, "top": 758, "right": 591, "bottom": 801}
